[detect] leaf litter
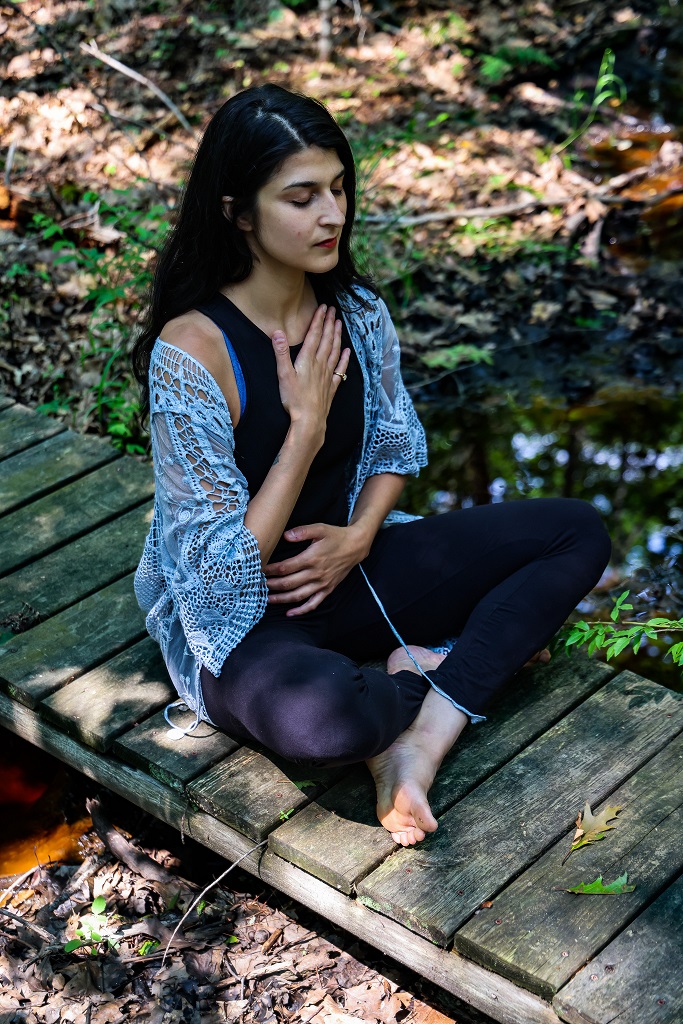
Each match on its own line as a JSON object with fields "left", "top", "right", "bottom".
{"left": 0, "top": 795, "right": 477, "bottom": 1024}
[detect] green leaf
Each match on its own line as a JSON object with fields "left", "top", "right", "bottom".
{"left": 91, "top": 896, "right": 107, "bottom": 915}
{"left": 560, "top": 872, "right": 635, "bottom": 895}
{"left": 64, "top": 939, "right": 82, "bottom": 953}
{"left": 225, "top": 934, "right": 240, "bottom": 945}
{"left": 293, "top": 779, "right": 318, "bottom": 790}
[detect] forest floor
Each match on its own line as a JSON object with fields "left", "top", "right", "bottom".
{"left": 1, "top": 1, "right": 682, "bottom": 1022}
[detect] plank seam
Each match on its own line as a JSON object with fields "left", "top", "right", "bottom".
{"left": 0, "top": 492, "right": 154, "bottom": 581}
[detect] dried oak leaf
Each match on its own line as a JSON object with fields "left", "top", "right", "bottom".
{"left": 562, "top": 802, "right": 623, "bottom": 865}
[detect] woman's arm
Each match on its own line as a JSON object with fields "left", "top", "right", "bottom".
{"left": 346, "top": 471, "right": 408, "bottom": 560}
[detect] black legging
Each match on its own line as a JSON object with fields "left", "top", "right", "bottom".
{"left": 200, "top": 498, "right": 611, "bottom": 765}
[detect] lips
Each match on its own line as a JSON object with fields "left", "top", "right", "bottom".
{"left": 316, "top": 237, "right": 338, "bottom": 248}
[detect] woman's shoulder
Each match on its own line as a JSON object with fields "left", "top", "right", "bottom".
{"left": 152, "top": 311, "right": 240, "bottom": 423}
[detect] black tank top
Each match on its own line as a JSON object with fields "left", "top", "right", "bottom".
{"left": 196, "top": 283, "right": 365, "bottom": 566}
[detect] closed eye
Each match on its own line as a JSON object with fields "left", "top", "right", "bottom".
{"left": 291, "top": 187, "right": 345, "bottom": 208}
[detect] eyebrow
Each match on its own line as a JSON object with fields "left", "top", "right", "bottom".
{"left": 281, "top": 168, "right": 345, "bottom": 191}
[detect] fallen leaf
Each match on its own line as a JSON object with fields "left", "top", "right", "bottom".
{"left": 562, "top": 802, "right": 623, "bottom": 864}
{"left": 556, "top": 872, "right": 636, "bottom": 895}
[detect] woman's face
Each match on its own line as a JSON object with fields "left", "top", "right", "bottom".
{"left": 236, "top": 146, "right": 348, "bottom": 275}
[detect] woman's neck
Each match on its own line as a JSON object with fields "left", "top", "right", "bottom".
{"left": 220, "top": 262, "right": 317, "bottom": 333}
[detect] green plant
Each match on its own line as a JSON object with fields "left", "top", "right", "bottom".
{"left": 556, "top": 48, "right": 627, "bottom": 155}
{"left": 561, "top": 590, "right": 683, "bottom": 666}
{"left": 479, "top": 45, "right": 556, "bottom": 84}
{"left": 31, "top": 190, "right": 168, "bottom": 453}
{"left": 63, "top": 896, "right": 120, "bottom": 955}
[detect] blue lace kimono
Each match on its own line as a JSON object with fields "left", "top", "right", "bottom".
{"left": 134, "top": 289, "right": 467, "bottom": 734}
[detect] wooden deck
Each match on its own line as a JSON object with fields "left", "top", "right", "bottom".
{"left": 1, "top": 395, "right": 681, "bottom": 1024}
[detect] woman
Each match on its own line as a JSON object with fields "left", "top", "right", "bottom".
{"left": 132, "top": 84, "right": 611, "bottom": 846}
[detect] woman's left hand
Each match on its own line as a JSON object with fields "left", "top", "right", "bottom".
{"left": 264, "top": 523, "right": 369, "bottom": 616}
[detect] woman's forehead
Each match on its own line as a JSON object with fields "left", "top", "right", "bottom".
{"left": 269, "top": 147, "right": 344, "bottom": 189}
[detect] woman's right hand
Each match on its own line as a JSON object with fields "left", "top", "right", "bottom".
{"left": 271, "top": 304, "right": 351, "bottom": 441}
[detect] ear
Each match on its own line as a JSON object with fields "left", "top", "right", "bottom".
{"left": 221, "top": 196, "right": 234, "bottom": 222}
{"left": 222, "top": 195, "right": 253, "bottom": 233}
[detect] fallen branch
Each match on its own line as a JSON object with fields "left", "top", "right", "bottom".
{"left": 85, "top": 797, "right": 174, "bottom": 884}
{"left": 364, "top": 182, "right": 683, "bottom": 227}
{"left": 80, "top": 41, "right": 198, "bottom": 139}
{"left": 0, "top": 906, "right": 55, "bottom": 947}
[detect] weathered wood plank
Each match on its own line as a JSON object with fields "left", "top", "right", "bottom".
{"left": 270, "top": 657, "right": 613, "bottom": 893}
{"left": 0, "top": 429, "right": 120, "bottom": 516}
{"left": 187, "top": 749, "right": 347, "bottom": 842}
{"left": 455, "top": 731, "right": 683, "bottom": 998}
{"left": 0, "top": 501, "right": 153, "bottom": 624}
{"left": 0, "top": 456, "right": 154, "bottom": 575}
{"left": 0, "top": 403, "right": 65, "bottom": 460}
{"left": 0, "top": 573, "right": 145, "bottom": 707}
{"left": 356, "top": 671, "right": 683, "bottom": 945}
{"left": 553, "top": 873, "right": 683, "bottom": 1024}
{"left": 0, "top": 690, "right": 561, "bottom": 1024}
{"left": 39, "top": 637, "right": 174, "bottom": 752}
{"left": 0, "top": 395, "right": 14, "bottom": 411}
{"left": 113, "top": 706, "right": 239, "bottom": 791}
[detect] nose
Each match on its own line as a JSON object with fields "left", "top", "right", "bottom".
{"left": 320, "top": 190, "right": 346, "bottom": 227}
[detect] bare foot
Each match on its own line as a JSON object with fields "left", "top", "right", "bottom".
{"left": 366, "top": 646, "right": 466, "bottom": 846}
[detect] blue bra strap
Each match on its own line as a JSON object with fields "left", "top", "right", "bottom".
{"left": 220, "top": 329, "right": 247, "bottom": 417}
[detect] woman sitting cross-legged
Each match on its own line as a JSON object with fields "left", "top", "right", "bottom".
{"left": 132, "top": 84, "right": 612, "bottom": 846}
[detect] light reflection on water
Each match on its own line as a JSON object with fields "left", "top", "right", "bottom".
{"left": 402, "top": 392, "right": 683, "bottom": 691}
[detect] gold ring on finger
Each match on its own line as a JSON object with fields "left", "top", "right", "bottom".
{"left": 334, "top": 371, "right": 347, "bottom": 381}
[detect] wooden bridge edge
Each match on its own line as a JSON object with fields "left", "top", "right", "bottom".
{"left": 0, "top": 689, "right": 562, "bottom": 1024}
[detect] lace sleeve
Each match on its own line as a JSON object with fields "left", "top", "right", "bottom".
{"left": 138, "top": 344, "right": 268, "bottom": 676}
{"left": 363, "top": 297, "right": 428, "bottom": 479}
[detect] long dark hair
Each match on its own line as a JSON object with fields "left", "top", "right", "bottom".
{"left": 132, "top": 83, "right": 376, "bottom": 420}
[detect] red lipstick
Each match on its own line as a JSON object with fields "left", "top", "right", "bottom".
{"left": 316, "top": 238, "right": 337, "bottom": 248}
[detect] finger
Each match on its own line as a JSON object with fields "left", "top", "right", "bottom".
{"left": 268, "top": 580, "right": 322, "bottom": 604}
{"left": 332, "top": 347, "right": 351, "bottom": 388}
{"left": 316, "top": 306, "right": 336, "bottom": 360}
{"left": 327, "top": 318, "right": 343, "bottom": 370}
{"left": 271, "top": 331, "right": 294, "bottom": 379}
{"left": 284, "top": 590, "right": 328, "bottom": 616}
{"left": 264, "top": 555, "right": 311, "bottom": 577}
{"left": 302, "top": 304, "right": 328, "bottom": 350}
{"left": 267, "top": 570, "right": 314, "bottom": 593}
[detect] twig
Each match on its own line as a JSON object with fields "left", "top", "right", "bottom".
{"left": 0, "top": 906, "right": 55, "bottom": 946}
{"left": 80, "top": 41, "right": 197, "bottom": 139}
{"left": 364, "top": 180, "right": 683, "bottom": 228}
{"left": 1, "top": 0, "right": 160, "bottom": 188}
{"left": 87, "top": 103, "right": 195, "bottom": 155}
{"left": 160, "top": 840, "right": 268, "bottom": 969}
{"left": 85, "top": 797, "right": 174, "bottom": 884}
{"left": 3, "top": 140, "right": 16, "bottom": 187}
{"left": 0, "top": 865, "right": 37, "bottom": 907}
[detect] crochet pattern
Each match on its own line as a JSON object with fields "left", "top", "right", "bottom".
{"left": 134, "top": 289, "right": 456, "bottom": 729}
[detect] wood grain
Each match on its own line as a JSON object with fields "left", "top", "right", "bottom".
{"left": 0, "top": 572, "right": 146, "bottom": 707}
{"left": 0, "top": 457, "right": 154, "bottom": 575}
{"left": 40, "top": 637, "right": 175, "bottom": 751}
{"left": 553, "top": 873, "right": 683, "bottom": 1024}
{"left": 187, "top": 748, "right": 347, "bottom": 841}
{"left": 114, "top": 706, "right": 239, "bottom": 791}
{"left": 0, "top": 429, "right": 119, "bottom": 516}
{"left": 0, "top": 501, "right": 153, "bottom": 623}
{"left": 0, "top": 403, "right": 65, "bottom": 461}
{"left": 455, "top": 730, "right": 683, "bottom": 998}
{"left": 356, "top": 671, "right": 683, "bottom": 945}
{"left": 0, "top": 690, "right": 562, "bottom": 1024}
{"left": 270, "top": 658, "right": 613, "bottom": 893}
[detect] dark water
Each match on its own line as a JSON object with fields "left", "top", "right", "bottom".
{"left": 399, "top": 386, "right": 683, "bottom": 693}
